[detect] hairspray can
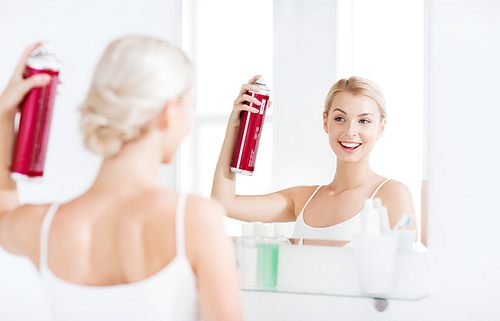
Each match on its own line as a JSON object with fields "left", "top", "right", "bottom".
{"left": 10, "top": 45, "right": 61, "bottom": 180}
{"left": 230, "top": 77, "right": 270, "bottom": 176}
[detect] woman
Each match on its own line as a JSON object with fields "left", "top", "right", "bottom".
{"left": 212, "top": 75, "right": 417, "bottom": 244}
{"left": 0, "top": 38, "right": 242, "bottom": 321}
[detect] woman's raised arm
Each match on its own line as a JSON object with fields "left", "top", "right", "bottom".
{"left": 0, "top": 43, "right": 53, "bottom": 258}
{"left": 0, "top": 42, "right": 52, "bottom": 213}
{"left": 211, "top": 76, "right": 296, "bottom": 223}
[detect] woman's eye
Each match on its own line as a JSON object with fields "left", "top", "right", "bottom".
{"left": 359, "top": 119, "right": 370, "bottom": 124}
{"left": 334, "top": 116, "right": 345, "bottom": 122}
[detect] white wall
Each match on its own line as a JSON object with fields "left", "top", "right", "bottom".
{"left": 241, "top": 0, "right": 500, "bottom": 320}
{"left": 0, "top": 1, "right": 180, "bottom": 319}
{"left": 425, "top": 0, "right": 500, "bottom": 318}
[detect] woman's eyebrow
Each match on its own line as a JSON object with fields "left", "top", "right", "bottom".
{"left": 332, "top": 108, "right": 346, "bottom": 115}
{"left": 358, "top": 112, "right": 374, "bottom": 117}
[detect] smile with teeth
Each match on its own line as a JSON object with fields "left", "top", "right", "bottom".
{"left": 339, "top": 141, "right": 361, "bottom": 151}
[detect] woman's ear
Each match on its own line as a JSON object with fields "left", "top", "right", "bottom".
{"left": 323, "top": 112, "right": 329, "bottom": 134}
{"left": 377, "top": 117, "right": 387, "bottom": 139}
{"left": 157, "top": 97, "right": 180, "bottom": 130}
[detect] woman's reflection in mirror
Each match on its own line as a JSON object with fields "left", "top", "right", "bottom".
{"left": 212, "top": 76, "right": 418, "bottom": 245}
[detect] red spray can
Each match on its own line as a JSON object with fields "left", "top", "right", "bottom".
{"left": 10, "top": 45, "right": 61, "bottom": 180}
{"left": 230, "top": 77, "right": 271, "bottom": 176}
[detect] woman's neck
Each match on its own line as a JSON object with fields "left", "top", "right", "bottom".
{"left": 91, "top": 132, "right": 167, "bottom": 194}
{"left": 329, "top": 157, "right": 376, "bottom": 192}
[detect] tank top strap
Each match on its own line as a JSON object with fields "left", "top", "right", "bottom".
{"left": 369, "top": 179, "right": 390, "bottom": 199}
{"left": 175, "top": 193, "right": 188, "bottom": 257}
{"left": 300, "top": 185, "right": 322, "bottom": 215}
{"left": 39, "top": 203, "right": 61, "bottom": 269}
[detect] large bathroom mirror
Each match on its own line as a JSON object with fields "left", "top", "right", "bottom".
{"left": 181, "top": 0, "right": 426, "bottom": 247}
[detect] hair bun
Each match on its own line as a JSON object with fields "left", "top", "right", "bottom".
{"left": 80, "top": 98, "right": 143, "bottom": 157}
{"left": 79, "top": 35, "right": 193, "bottom": 157}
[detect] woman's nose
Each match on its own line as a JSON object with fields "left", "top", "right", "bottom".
{"left": 345, "top": 122, "right": 358, "bottom": 137}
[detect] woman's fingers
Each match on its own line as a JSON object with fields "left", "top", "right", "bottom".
{"left": 237, "top": 76, "right": 261, "bottom": 96}
{"left": 235, "top": 94, "right": 261, "bottom": 106}
{"left": 247, "top": 75, "right": 261, "bottom": 84}
{"left": 13, "top": 42, "right": 44, "bottom": 78}
{"left": 237, "top": 83, "right": 261, "bottom": 97}
{"left": 22, "top": 74, "right": 51, "bottom": 93}
{"left": 242, "top": 83, "right": 261, "bottom": 93}
{"left": 236, "top": 104, "right": 259, "bottom": 113}
{"left": 229, "top": 76, "right": 264, "bottom": 126}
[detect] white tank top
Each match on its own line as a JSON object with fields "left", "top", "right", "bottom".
{"left": 291, "top": 179, "right": 389, "bottom": 242}
{"left": 39, "top": 194, "right": 200, "bottom": 321}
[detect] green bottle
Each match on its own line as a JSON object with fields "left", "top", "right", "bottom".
{"left": 257, "top": 223, "right": 279, "bottom": 289}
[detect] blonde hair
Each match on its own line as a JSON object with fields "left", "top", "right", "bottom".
{"left": 80, "top": 35, "right": 193, "bottom": 157}
{"left": 324, "top": 76, "right": 387, "bottom": 118}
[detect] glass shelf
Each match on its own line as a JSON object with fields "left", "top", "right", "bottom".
{"left": 235, "top": 241, "right": 431, "bottom": 301}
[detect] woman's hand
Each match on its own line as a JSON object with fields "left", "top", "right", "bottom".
{"left": 0, "top": 42, "right": 52, "bottom": 212}
{"left": 228, "top": 75, "right": 263, "bottom": 127}
{"left": 0, "top": 42, "right": 52, "bottom": 117}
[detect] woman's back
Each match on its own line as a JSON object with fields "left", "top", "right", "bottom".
{"left": 45, "top": 187, "right": 181, "bottom": 286}
{"left": 40, "top": 190, "right": 199, "bottom": 321}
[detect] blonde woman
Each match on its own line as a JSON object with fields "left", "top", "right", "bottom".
{"left": 212, "top": 75, "right": 417, "bottom": 244}
{"left": 0, "top": 38, "right": 242, "bottom": 321}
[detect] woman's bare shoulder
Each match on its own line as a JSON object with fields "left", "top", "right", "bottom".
{"left": 1, "top": 204, "right": 51, "bottom": 259}
{"left": 185, "top": 194, "right": 226, "bottom": 218}
{"left": 377, "top": 179, "right": 412, "bottom": 199}
{"left": 279, "top": 185, "right": 323, "bottom": 214}
{"left": 280, "top": 185, "right": 322, "bottom": 198}
{"left": 375, "top": 179, "right": 416, "bottom": 226}
{"left": 2, "top": 204, "right": 52, "bottom": 233}
{"left": 182, "top": 195, "right": 229, "bottom": 269}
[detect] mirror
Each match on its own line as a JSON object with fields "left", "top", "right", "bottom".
{"left": 182, "top": 0, "right": 426, "bottom": 248}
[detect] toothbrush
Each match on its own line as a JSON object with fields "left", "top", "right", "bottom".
{"left": 393, "top": 213, "right": 411, "bottom": 230}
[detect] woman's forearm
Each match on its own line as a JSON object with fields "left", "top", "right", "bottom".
{"left": 0, "top": 110, "right": 19, "bottom": 212}
{"left": 211, "top": 123, "right": 238, "bottom": 212}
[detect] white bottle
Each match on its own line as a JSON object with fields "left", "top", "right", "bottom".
{"left": 252, "top": 221, "right": 264, "bottom": 240}
{"left": 236, "top": 223, "right": 258, "bottom": 289}
{"left": 360, "top": 199, "right": 381, "bottom": 236}
{"left": 373, "top": 198, "right": 391, "bottom": 233}
{"left": 274, "top": 223, "right": 292, "bottom": 245}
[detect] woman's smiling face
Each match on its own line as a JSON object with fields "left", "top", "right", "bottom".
{"left": 323, "top": 93, "right": 386, "bottom": 163}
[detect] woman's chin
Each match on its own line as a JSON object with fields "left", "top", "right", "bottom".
{"left": 333, "top": 150, "right": 368, "bottom": 164}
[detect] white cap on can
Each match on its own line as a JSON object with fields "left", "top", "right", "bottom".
{"left": 261, "top": 223, "right": 275, "bottom": 238}
{"left": 40, "top": 43, "right": 55, "bottom": 53}
{"left": 253, "top": 77, "right": 270, "bottom": 95}
{"left": 27, "top": 43, "right": 61, "bottom": 71}
{"left": 241, "top": 223, "right": 254, "bottom": 237}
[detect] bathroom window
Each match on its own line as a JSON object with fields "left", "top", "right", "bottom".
{"left": 180, "top": 0, "right": 273, "bottom": 197}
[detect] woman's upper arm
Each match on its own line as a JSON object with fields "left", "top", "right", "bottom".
{"left": 226, "top": 186, "right": 300, "bottom": 223}
{"left": 0, "top": 204, "right": 47, "bottom": 262}
{"left": 185, "top": 197, "right": 243, "bottom": 321}
{"left": 377, "top": 181, "right": 418, "bottom": 230}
